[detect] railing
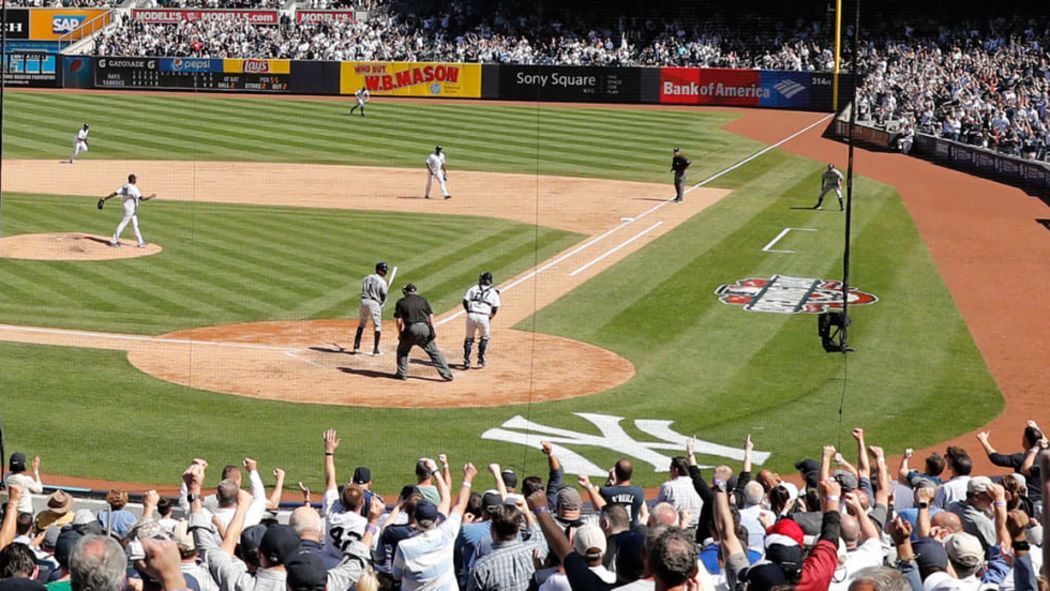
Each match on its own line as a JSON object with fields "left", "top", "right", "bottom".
{"left": 57, "top": 8, "right": 113, "bottom": 54}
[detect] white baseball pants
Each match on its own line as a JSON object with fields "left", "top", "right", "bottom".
{"left": 425, "top": 171, "right": 449, "bottom": 198}
{"left": 113, "top": 201, "right": 144, "bottom": 245}
{"left": 465, "top": 313, "right": 491, "bottom": 339}
{"left": 70, "top": 140, "right": 88, "bottom": 161}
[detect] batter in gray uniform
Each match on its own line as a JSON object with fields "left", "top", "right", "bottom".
{"left": 394, "top": 283, "right": 453, "bottom": 381}
{"left": 353, "top": 262, "right": 389, "bottom": 355}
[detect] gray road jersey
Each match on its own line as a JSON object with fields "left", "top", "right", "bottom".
{"left": 361, "top": 273, "right": 388, "bottom": 304}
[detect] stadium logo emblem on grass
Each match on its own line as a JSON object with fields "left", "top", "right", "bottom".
{"left": 482, "top": 413, "right": 770, "bottom": 476}
{"left": 715, "top": 274, "right": 878, "bottom": 314}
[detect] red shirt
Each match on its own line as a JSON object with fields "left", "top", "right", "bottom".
{"left": 796, "top": 540, "right": 839, "bottom": 591}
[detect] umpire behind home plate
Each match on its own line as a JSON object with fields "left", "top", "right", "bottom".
{"left": 393, "top": 283, "right": 454, "bottom": 382}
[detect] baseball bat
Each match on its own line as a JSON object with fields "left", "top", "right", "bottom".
{"left": 385, "top": 266, "right": 398, "bottom": 304}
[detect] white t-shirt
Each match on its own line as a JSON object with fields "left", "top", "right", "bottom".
{"left": 116, "top": 183, "right": 142, "bottom": 206}
{"left": 426, "top": 152, "right": 446, "bottom": 176}
{"left": 5, "top": 473, "right": 43, "bottom": 514}
{"left": 393, "top": 512, "right": 462, "bottom": 591}
{"left": 463, "top": 284, "right": 501, "bottom": 316}
{"left": 323, "top": 488, "right": 368, "bottom": 559}
{"left": 934, "top": 476, "right": 970, "bottom": 509}
{"left": 828, "top": 538, "right": 886, "bottom": 591}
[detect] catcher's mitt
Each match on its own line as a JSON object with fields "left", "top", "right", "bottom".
{"left": 97, "top": 199, "right": 105, "bottom": 210}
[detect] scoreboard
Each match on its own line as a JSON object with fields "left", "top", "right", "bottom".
{"left": 94, "top": 57, "right": 290, "bottom": 92}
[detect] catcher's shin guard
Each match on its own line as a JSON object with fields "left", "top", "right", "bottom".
{"left": 463, "top": 338, "right": 474, "bottom": 366}
{"left": 353, "top": 327, "right": 364, "bottom": 351}
{"left": 478, "top": 338, "right": 489, "bottom": 364}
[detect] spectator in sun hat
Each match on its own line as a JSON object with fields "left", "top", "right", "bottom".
{"left": 34, "top": 491, "right": 74, "bottom": 533}
{"left": 69, "top": 512, "right": 101, "bottom": 537}
{"left": 5, "top": 453, "right": 43, "bottom": 515}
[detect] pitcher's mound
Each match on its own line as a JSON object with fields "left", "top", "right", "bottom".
{"left": 126, "top": 319, "right": 635, "bottom": 408}
{"left": 0, "top": 233, "right": 162, "bottom": 260}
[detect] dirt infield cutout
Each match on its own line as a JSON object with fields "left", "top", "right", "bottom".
{"left": 0, "top": 158, "right": 730, "bottom": 409}
{"left": 0, "top": 232, "right": 162, "bottom": 261}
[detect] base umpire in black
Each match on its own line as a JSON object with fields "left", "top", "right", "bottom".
{"left": 393, "top": 283, "right": 454, "bottom": 381}
{"left": 671, "top": 146, "right": 691, "bottom": 202}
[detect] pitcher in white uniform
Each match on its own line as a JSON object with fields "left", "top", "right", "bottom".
{"left": 68, "top": 124, "right": 90, "bottom": 163}
{"left": 100, "top": 174, "right": 156, "bottom": 247}
{"left": 424, "top": 145, "right": 451, "bottom": 199}
{"left": 462, "top": 272, "right": 501, "bottom": 368}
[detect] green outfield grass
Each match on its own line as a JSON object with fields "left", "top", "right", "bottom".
{"left": 0, "top": 93, "right": 1002, "bottom": 490}
{"left": 0, "top": 194, "right": 580, "bottom": 334}
{"left": 4, "top": 92, "right": 759, "bottom": 184}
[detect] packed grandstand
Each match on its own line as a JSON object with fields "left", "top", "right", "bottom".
{"left": 2, "top": 423, "right": 1049, "bottom": 591}
{"left": 4, "top": 0, "right": 1021, "bottom": 163}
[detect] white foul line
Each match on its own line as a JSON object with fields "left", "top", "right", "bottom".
{"left": 762, "top": 227, "right": 817, "bottom": 254}
{"left": 0, "top": 323, "right": 298, "bottom": 352}
{"left": 435, "top": 113, "right": 833, "bottom": 327}
{"left": 569, "top": 222, "right": 663, "bottom": 277}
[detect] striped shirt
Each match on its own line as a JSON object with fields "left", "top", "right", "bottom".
{"left": 393, "top": 512, "right": 462, "bottom": 591}
{"left": 654, "top": 476, "right": 703, "bottom": 528}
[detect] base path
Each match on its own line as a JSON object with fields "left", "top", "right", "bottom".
{"left": 0, "top": 158, "right": 729, "bottom": 407}
{"left": 723, "top": 107, "right": 1050, "bottom": 472}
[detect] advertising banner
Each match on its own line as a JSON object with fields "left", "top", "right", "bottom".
{"left": 223, "top": 58, "right": 291, "bottom": 74}
{"left": 494, "top": 65, "right": 645, "bottom": 102}
{"left": 62, "top": 55, "right": 93, "bottom": 89}
{"left": 29, "top": 8, "right": 109, "bottom": 41}
{"left": 2, "top": 40, "right": 61, "bottom": 53}
{"left": 3, "top": 8, "right": 30, "bottom": 39}
{"left": 2, "top": 51, "right": 59, "bottom": 87}
{"left": 659, "top": 67, "right": 762, "bottom": 106}
{"left": 130, "top": 9, "right": 278, "bottom": 24}
{"left": 339, "top": 61, "right": 481, "bottom": 97}
{"left": 295, "top": 10, "right": 355, "bottom": 24}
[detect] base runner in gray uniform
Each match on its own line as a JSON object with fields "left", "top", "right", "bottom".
{"left": 353, "top": 262, "right": 389, "bottom": 355}
{"left": 393, "top": 283, "right": 453, "bottom": 381}
{"left": 462, "top": 272, "right": 501, "bottom": 369}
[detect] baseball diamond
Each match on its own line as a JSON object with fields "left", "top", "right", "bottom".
{"left": 0, "top": 2, "right": 1048, "bottom": 589}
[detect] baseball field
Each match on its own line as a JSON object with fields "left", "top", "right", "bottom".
{"left": 0, "top": 90, "right": 1024, "bottom": 493}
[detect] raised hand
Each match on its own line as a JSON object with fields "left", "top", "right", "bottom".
{"left": 323, "top": 429, "right": 340, "bottom": 453}
{"left": 242, "top": 458, "right": 257, "bottom": 472}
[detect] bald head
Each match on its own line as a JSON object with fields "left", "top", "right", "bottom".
{"left": 840, "top": 514, "right": 860, "bottom": 546}
{"left": 289, "top": 506, "right": 323, "bottom": 542}
{"left": 932, "top": 511, "right": 963, "bottom": 533}
{"left": 649, "top": 502, "right": 679, "bottom": 528}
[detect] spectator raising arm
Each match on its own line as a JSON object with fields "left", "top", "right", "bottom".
{"left": 0, "top": 485, "right": 22, "bottom": 550}
{"left": 324, "top": 428, "right": 341, "bottom": 492}
{"left": 577, "top": 475, "right": 606, "bottom": 511}
{"left": 542, "top": 440, "right": 565, "bottom": 509}
{"left": 267, "top": 468, "right": 285, "bottom": 509}
{"left": 488, "top": 463, "right": 508, "bottom": 499}
{"left": 853, "top": 428, "right": 871, "bottom": 480}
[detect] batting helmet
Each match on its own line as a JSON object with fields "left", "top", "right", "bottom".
{"left": 479, "top": 272, "right": 493, "bottom": 286}
{"left": 435, "top": 145, "right": 443, "bottom": 153}
{"left": 375, "top": 262, "right": 389, "bottom": 275}
{"left": 402, "top": 283, "right": 417, "bottom": 294}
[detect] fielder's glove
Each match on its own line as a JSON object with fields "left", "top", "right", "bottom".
{"left": 97, "top": 199, "right": 105, "bottom": 210}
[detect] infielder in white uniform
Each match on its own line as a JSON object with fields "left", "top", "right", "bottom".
{"left": 424, "top": 145, "right": 451, "bottom": 199}
{"left": 813, "top": 163, "right": 844, "bottom": 211}
{"left": 462, "top": 271, "right": 501, "bottom": 368}
{"left": 349, "top": 86, "right": 370, "bottom": 117}
{"left": 99, "top": 174, "right": 155, "bottom": 247}
{"left": 68, "top": 123, "right": 90, "bottom": 163}
{"left": 353, "top": 261, "right": 389, "bottom": 355}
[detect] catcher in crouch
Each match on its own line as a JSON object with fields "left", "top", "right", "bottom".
{"left": 462, "top": 271, "right": 501, "bottom": 369}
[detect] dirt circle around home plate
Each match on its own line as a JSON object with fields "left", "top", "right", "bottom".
{"left": 124, "top": 319, "right": 635, "bottom": 408}
{"left": 0, "top": 232, "right": 162, "bottom": 260}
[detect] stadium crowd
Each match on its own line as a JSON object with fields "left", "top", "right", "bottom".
{"left": 2, "top": 420, "right": 1050, "bottom": 591}
{"left": 85, "top": 6, "right": 1050, "bottom": 162}
{"left": 854, "top": 18, "right": 1050, "bottom": 161}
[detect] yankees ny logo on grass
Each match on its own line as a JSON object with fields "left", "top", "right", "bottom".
{"left": 482, "top": 412, "right": 770, "bottom": 476}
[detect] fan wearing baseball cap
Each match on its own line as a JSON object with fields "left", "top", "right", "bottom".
{"left": 5, "top": 452, "right": 43, "bottom": 515}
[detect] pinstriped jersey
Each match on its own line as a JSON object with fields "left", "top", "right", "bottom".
{"left": 361, "top": 273, "right": 388, "bottom": 304}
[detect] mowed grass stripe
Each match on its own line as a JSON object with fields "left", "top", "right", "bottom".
{"left": 0, "top": 193, "right": 582, "bottom": 333}
{"left": 5, "top": 92, "right": 756, "bottom": 183}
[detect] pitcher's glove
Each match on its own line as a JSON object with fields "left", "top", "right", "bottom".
{"left": 97, "top": 199, "right": 105, "bottom": 210}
